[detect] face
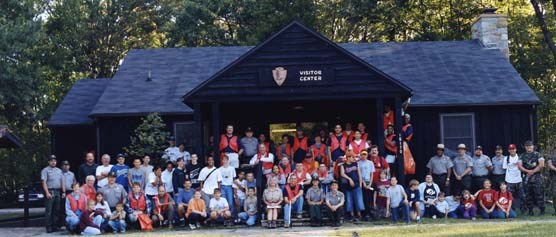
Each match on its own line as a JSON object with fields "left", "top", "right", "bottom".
{"left": 88, "top": 202, "right": 95, "bottom": 210}
{"left": 436, "top": 149, "right": 444, "bottom": 156}
{"left": 387, "top": 126, "right": 394, "bottom": 134}
{"left": 177, "top": 159, "right": 184, "bottom": 167}
{"left": 331, "top": 183, "right": 338, "bottom": 191}
{"left": 207, "top": 157, "right": 214, "bottom": 166}
{"left": 319, "top": 166, "right": 326, "bottom": 172}
{"left": 86, "top": 153, "right": 94, "bottom": 163}
{"left": 226, "top": 126, "right": 233, "bottom": 134}
{"left": 222, "top": 157, "right": 229, "bottom": 166}
{"left": 438, "top": 195, "right": 445, "bottom": 202}
{"left": 483, "top": 180, "right": 491, "bottom": 189}
{"left": 370, "top": 148, "right": 378, "bottom": 156}
{"left": 214, "top": 191, "right": 221, "bottom": 198}
{"left": 500, "top": 183, "right": 507, "bottom": 191}
{"left": 296, "top": 163, "right": 303, "bottom": 171}
{"left": 289, "top": 177, "right": 298, "bottom": 185}
{"left": 168, "top": 140, "right": 175, "bottom": 146}
{"left": 334, "top": 125, "right": 342, "bottom": 134}
{"left": 354, "top": 131, "right": 361, "bottom": 140}
{"left": 246, "top": 131, "right": 253, "bottom": 137}
{"left": 281, "top": 158, "right": 289, "bottom": 165}
{"left": 184, "top": 181, "right": 191, "bottom": 189}
{"left": 312, "top": 180, "right": 319, "bottom": 187}
{"left": 357, "top": 123, "right": 365, "bottom": 132}
{"left": 258, "top": 144, "right": 266, "bottom": 153}
{"left": 495, "top": 149, "right": 502, "bottom": 156}
{"left": 269, "top": 178, "right": 277, "bottom": 186}
{"left": 133, "top": 184, "right": 141, "bottom": 194}
{"left": 155, "top": 168, "right": 162, "bottom": 176}
{"left": 73, "top": 183, "right": 80, "bottom": 193}
{"left": 117, "top": 157, "right": 125, "bottom": 164}
{"left": 108, "top": 176, "right": 115, "bottom": 184}
{"left": 525, "top": 144, "right": 534, "bottom": 152}
{"left": 133, "top": 159, "right": 141, "bottom": 167}
{"left": 345, "top": 123, "right": 352, "bottom": 130}
{"left": 282, "top": 136, "right": 289, "bottom": 143}
{"left": 458, "top": 149, "right": 465, "bottom": 156}
{"left": 96, "top": 194, "right": 103, "bottom": 202}
{"left": 390, "top": 177, "right": 398, "bottom": 186}
{"left": 272, "top": 166, "right": 279, "bottom": 174}
{"left": 191, "top": 154, "right": 198, "bottom": 163}
{"left": 116, "top": 205, "right": 123, "bottom": 212}
{"left": 361, "top": 153, "right": 368, "bottom": 160}
{"left": 62, "top": 164, "right": 70, "bottom": 171}
{"left": 246, "top": 173, "right": 254, "bottom": 181}
{"left": 238, "top": 172, "right": 245, "bottom": 180}
{"left": 179, "top": 144, "right": 185, "bottom": 151}
{"left": 166, "top": 163, "right": 173, "bottom": 171}
{"left": 474, "top": 149, "right": 482, "bottom": 156}
{"left": 380, "top": 172, "right": 387, "bottom": 179}
{"left": 426, "top": 175, "right": 432, "bottom": 183}
{"left": 194, "top": 191, "right": 202, "bottom": 199}
{"left": 158, "top": 186, "right": 166, "bottom": 196}
{"left": 86, "top": 178, "right": 95, "bottom": 186}
{"left": 102, "top": 155, "right": 111, "bottom": 165}
{"left": 314, "top": 136, "right": 321, "bottom": 143}
{"left": 142, "top": 156, "right": 150, "bottom": 164}
{"left": 248, "top": 188, "right": 255, "bottom": 196}
{"left": 509, "top": 148, "right": 517, "bottom": 155}
{"left": 259, "top": 134, "right": 266, "bottom": 142}
{"left": 296, "top": 130, "right": 303, "bottom": 136}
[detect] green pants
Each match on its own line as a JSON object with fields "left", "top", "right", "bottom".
{"left": 309, "top": 204, "right": 321, "bottom": 221}
{"left": 45, "top": 189, "right": 61, "bottom": 229}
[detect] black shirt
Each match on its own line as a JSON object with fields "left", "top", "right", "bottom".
{"left": 186, "top": 163, "right": 203, "bottom": 188}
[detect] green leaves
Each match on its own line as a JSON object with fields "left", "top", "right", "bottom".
{"left": 124, "top": 113, "right": 170, "bottom": 167}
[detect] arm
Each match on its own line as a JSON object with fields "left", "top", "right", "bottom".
{"left": 357, "top": 165, "right": 363, "bottom": 187}
{"left": 461, "top": 167, "right": 472, "bottom": 176}
{"left": 128, "top": 171, "right": 133, "bottom": 188}
{"left": 42, "top": 180, "right": 51, "bottom": 199}
{"left": 335, "top": 195, "right": 345, "bottom": 210}
{"left": 548, "top": 160, "right": 556, "bottom": 171}
{"left": 249, "top": 155, "right": 258, "bottom": 165}
{"left": 339, "top": 165, "right": 353, "bottom": 184}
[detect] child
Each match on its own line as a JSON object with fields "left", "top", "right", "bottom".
{"left": 186, "top": 190, "right": 207, "bottom": 230}
{"left": 433, "top": 192, "right": 449, "bottom": 218}
{"left": 317, "top": 164, "right": 332, "bottom": 194}
{"left": 128, "top": 158, "right": 146, "bottom": 191}
{"left": 209, "top": 188, "right": 232, "bottom": 226}
{"left": 386, "top": 177, "right": 410, "bottom": 224}
{"left": 445, "top": 194, "right": 461, "bottom": 219}
{"left": 238, "top": 187, "right": 258, "bottom": 227}
{"left": 373, "top": 169, "right": 390, "bottom": 218}
{"left": 460, "top": 190, "right": 477, "bottom": 220}
{"left": 110, "top": 154, "right": 130, "bottom": 191}
{"left": 246, "top": 172, "right": 257, "bottom": 195}
{"left": 476, "top": 179, "right": 498, "bottom": 219}
{"left": 108, "top": 203, "right": 127, "bottom": 233}
{"left": 233, "top": 171, "right": 247, "bottom": 213}
{"left": 79, "top": 200, "right": 101, "bottom": 235}
{"left": 496, "top": 182, "right": 517, "bottom": 218}
{"left": 306, "top": 177, "right": 324, "bottom": 226}
{"left": 406, "top": 179, "right": 421, "bottom": 222}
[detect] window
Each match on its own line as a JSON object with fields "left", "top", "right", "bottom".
{"left": 440, "top": 113, "right": 475, "bottom": 151}
{"left": 174, "top": 122, "right": 195, "bottom": 150}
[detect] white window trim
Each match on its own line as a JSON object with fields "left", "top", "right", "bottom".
{"left": 439, "top": 113, "right": 476, "bottom": 149}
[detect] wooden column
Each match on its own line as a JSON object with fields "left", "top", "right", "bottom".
{"left": 193, "top": 103, "right": 204, "bottom": 160}
{"left": 394, "top": 96, "right": 405, "bottom": 185}
{"left": 375, "top": 98, "right": 385, "bottom": 156}
{"left": 211, "top": 103, "right": 221, "bottom": 165}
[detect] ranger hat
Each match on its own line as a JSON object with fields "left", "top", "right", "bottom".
{"left": 495, "top": 145, "right": 503, "bottom": 150}
{"left": 48, "top": 155, "right": 57, "bottom": 161}
{"left": 437, "top": 144, "right": 445, "bottom": 150}
{"left": 457, "top": 144, "right": 466, "bottom": 150}
{"left": 475, "top": 145, "right": 483, "bottom": 151}
{"left": 62, "top": 160, "right": 70, "bottom": 165}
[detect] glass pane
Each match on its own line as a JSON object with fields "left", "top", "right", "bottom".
{"left": 444, "top": 138, "right": 473, "bottom": 151}
{"left": 175, "top": 122, "right": 195, "bottom": 150}
{"left": 443, "top": 115, "right": 472, "bottom": 138}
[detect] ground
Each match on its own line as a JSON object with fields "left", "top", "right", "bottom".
{"left": 3, "top": 218, "right": 556, "bottom": 236}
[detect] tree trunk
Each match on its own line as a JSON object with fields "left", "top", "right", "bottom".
{"left": 531, "top": 0, "right": 556, "bottom": 62}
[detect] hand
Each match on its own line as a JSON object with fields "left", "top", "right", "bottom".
{"left": 445, "top": 180, "right": 450, "bottom": 187}
{"left": 61, "top": 193, "right": 66, "bottom": 198}
{"left": 349, "top": 180, "right": 355, "bottom": 187}
{"left": 46, "top": 192, "right": 52, "bottom": 199}
{"left": 403, "top": 199, "right": 409, "bottom": 205}
{"left": 456, "top": 176, "right": 462, "bottom": 181}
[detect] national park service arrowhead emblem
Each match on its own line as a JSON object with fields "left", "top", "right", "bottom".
{"left": 272, "top": 67, "right": 287, "bottom": 86}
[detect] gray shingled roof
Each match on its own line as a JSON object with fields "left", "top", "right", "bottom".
{"left": 55, "top": 40, "right": 538, "bottom": 122}
{"left": 49, "top": 79, "right": 110, "bottom": 126}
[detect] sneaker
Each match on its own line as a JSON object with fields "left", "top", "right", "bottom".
{"left": 297, "top": 214, "right": 303, "bottom": 219}
{"left": 189, "top": 224, "right": 196, "bottom": 230}
{"left": 432, "top": 215, "right": 437, "bottom": 219}
{"left": 352, "top": 217, "right": 359, "bottom": 222}
{"left": 196, "top": 222, "right": 201, "bottom": 228}
{"left": 471, "top": 217, "right": 476, "bottom": 221}
{"left": 416, "top": 216, "right": 420, "bottom": 223}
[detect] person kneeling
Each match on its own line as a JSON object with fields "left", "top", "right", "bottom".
{"left": 238, "top": 187, "right": 258, "bottom": 227}
{"left": 386, "top": 177, "right": 410, "bottom": 224}
{"left": 66, "top": 183, "right": 87, "bottom": 233}
{"left": 151, "top": 185, "right": 175, "bottom": 229}
{"left": 496, "top": 182, "right": 517, "bottom": 219}
{"left": 476, "top": 179, "right": 498, "bottom": 219}
{"left": 108, "top": 203, "right": 126, "bottom": 233}
{"left": 126, "top": 182, "right": 151, "bottom": 228}
{"left": 306, "top": 178, "right": 324, "bottom": 226}
{"left": 79, "top": 200, "right": 102, "bottom": 235}
{"left": 209, "top": 188, "right": 232, "bottom": 226}
{"left": 325, "top": 181, "right": 345, "bottom": 227}
{"left": 186, "top": 190, "right": 207, "bottom": 230}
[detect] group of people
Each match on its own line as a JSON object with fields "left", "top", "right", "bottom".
{"left": 41, "top": 120, "right": 556, "bottom": 234}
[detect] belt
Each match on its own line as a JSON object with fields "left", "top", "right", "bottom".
{"left": 48, "top": 188, "right": 61, "bottom": 191}
{"left": 492, "top": 174, "right": 505, "bottom": 176}
{"left": 472, "top": 175, "right": 488, "bottom": 178}
{"left": 432, "top": 173, "right": 447, "bottom": 176}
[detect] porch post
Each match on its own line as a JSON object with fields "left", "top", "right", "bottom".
{"left": 193, "top": 103, "right": 204, "bottom": 160}
{"left": 211, "top": 103, "right": 221, "bottom": 165}
{"left": 394, "top": 96, "right": 405, "bottom": 185}
{"left": 375, "top": 98, "right": 385, "bottom": 156}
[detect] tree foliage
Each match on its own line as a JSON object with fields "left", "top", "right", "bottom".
{"left": 124, "top": 113, "right": 170, "bottom": 167}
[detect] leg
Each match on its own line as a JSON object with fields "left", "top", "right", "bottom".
{"left": 295, "top": 196, "right": 304, "bottom": 216}
{"left": 266, "top": 209, "right": 272, "bottom": 221}
{"left": 462, "top": 176, "right": 472, "bottom": 193}
{"left": 108, "top": 221, "right": 117, "bottom": 232}
{"left": 202, "top": 192, "right": 212, "bottom": 213}
{"left": 52, "top": 191, "right": 61, "bottom": 229}
{"left": 354, "top": 187, "right": 365, "bottom": 215}
{"left": 128, "top": 213, "right": 138, "bottom": 223}
{"left": 283, "top": 203, "right": 291, "bottom": 225}
{"left": 532, "top": 175, "right": 545, "bottom": 213}
{"left": 92, "top": 216, "right": 104, "bottom": 228}
{"left": 469, "top": 206, "right": 477, "bottom": 218}
{"left": 44, "top": 195, "right": 54, "bottom": 231}
{"left": 238, "top": 212, "right": 248, "bottom": 223}
{"left": 391, "top": 207, "right": 399, "bottom": 222}
{"left": 246, "top": 214, "right": 257, "bottom": 226}
{"left": 66, "top": 215, "right": 80, "bottom": 231}
{"left": 119, "top": 220, "right": 126, "bottom": 232}
{"left": 81, "top": 226, "right": 101, "bottom": 235}
{"left": 344, "top": 190, "right": 354, "bottom": 214}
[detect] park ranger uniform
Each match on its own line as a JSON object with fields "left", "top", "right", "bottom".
{"left": 471, "top": 150, "right": 492, "bottom": 193}
{"left": 490, "top": 153, "right": 506, "bottom": 191}
{"left": 520, "top": 148, "right": 545, "bottom": 214}
{"left": 41, "top": 155, "right": 64, "bottom": 233}
{"left": 452, "top": 154, "right": 473, "bottom": 196}
{"left": 426, "top": 154, "right": 453, "bottom": 194}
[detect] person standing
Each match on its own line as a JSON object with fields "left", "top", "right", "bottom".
{"left": 99, "top": 171, "right": 127, "bottom": 210}
{"left": 178, "top": 143, "right": 191, "bottom": 164}
{"left": 490, "top": 146, "right": 506, "bottom": 191}
{"left": 110, "top": 154, "right": 130, "bottom": 191}
{"left": 239, "top": 127, "right": 258, "bottom": 166}
{"left": 451, "top": 144, "right": 473, "bottom": 196}
{"left": 546, "top": 155, "right": 556, "bottom": 216}
{"left": 198, "top": 156, "right": 223, "bottom": 213}
{"left": 95, "top": 154, "right": 112, "bottom": 189}
{"left": 220, "top": 125, "right": 241, "bottom": 169}
{"left": 145, "top": 166, "right": 164, "bottom": 201}
{"left": 340, "top": 152, "right": 365, "bottom": 222}
{"left": 358, "top": 150, "right": 375, "bottom": 220}
{"left": 349, "top": 131, "right": 369, "bottom": 156}
{"left": 328, "top": 124, "right": 348, "bottom": 163}
{"left": 162, "top": 136, "right": 180, "bottom": 163}
{"left": 343, "top": 122, "right": 355, "bottom": 141}
{"left": 258, "top": 133, "right": 272, "bottom": 155}
{"left": 218, "top": 155, "right": 236, "bottom": 216}
{"left": 402, "top": 114, "right": 413, "bottom": 142}
{"left": 141, "top": 155, "right": 154, "bottom": 176}
{"left": 249, "top": 143, "right": 274, "bottom": 176}
{"left": 426, "top": 144, "right": 452, "bottom": 194}
{"left": 78, "top": 152, "right": 98, "bottom": 185}
{"left": 186, "top": 154, "right": 202, "bottom": 189}
{"left": 42, "top": 155, "right": 65, "bottom": 233}
{"left": 502, "top": 144, "right": 525, "bottom": 213}
{"left": 275, "top": 135, "right": 292, "bottom": 160}
{"left": 383, "top": 105, "right": 394, "bottom": 131}
{"left": 172, "top": 158, "right": 187, "bottom": 194}
{"left": 355, "top": 122, "right": 370, "bottom": 143}
{"left": 384, "top": 124, "right": 398, "bottom": 177}
{"left": 518, "top": 140, "right": 545, "bottom": 216}
{"left": 61, "top": 160, "right": 76, "bottom": 226}
{"left": 471, "top": 146, "right": 493, "bottom": 193}
{"left": 369, "top": 145, "right": 389, "bottom": 185}
{"left": 311, "top": 135, "right": 329, "bottom": 167}
{"left": 128, "top": 158, "right": 146, "bottom": 191}
{"left": 292, "top": 127, "right": 309, "bottom": 164}
{"left": 161, "top": 161, "right": 175, "bottom": 195}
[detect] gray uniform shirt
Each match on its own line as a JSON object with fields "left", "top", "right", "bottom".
{"left": 100, "top": 183, "right": 127, "bottom": 208}
{"left": 306, "top": 187, "right": 323, "bottom": 203}
{"left": 426, "top": 155, "right": 453, "bottom": 175}
{"left": 472, "top": 155, "right": 492, "bottom": 176}
{"left": 41, "top": 166, "right": 63, "bottom": 189}
{"left": 452, "top": 155, "right": 473, "bottom": 176}
{"left": 325, "top": 191, "right": 344, "bottom": 206}
{"left": 491, "top": 155, "right": 505, "bottom": 175}
{"left": 240, "top": 137, "right": 258, "bottom": 157}
{"left": 62, "top": 170, "right": 76, "bottom": 191}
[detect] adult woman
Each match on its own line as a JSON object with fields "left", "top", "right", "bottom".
{"left": 93, "top": 192, "right": 111, "bottom": 231}
{"left": 263, "top": 177, "right": 283, "bottom": 229}
{"left": 340, "top": 152, "right": 364, "bottom": 222}
{"left": 268, "top": 165, "right": 286, "bottom": 189}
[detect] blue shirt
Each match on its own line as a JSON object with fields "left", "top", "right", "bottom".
{"left": 176, "top": 188, "right": 195, "bottom": 204}
{"left": 358, "top": 159, "right": 375, "bottom": 183}
{"left": 110, "top": 164, "right": 130, "bottom": 190}
{"left": 247, "top": 179, "right": 256, "bottom": 189}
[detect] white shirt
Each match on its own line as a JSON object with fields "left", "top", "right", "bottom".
{"left": 348, "top": 140, "right": 370, "bottom": 152}
{"left": 96, "top": 165, "right": 113, "bottom": 187}
{"left": 233, "top": 179, "right": 247, "bottom": 199}
{"left": 178, "top": 151, "right": 191, "bottom": 163}
{"left": 161, "top": 169, "right": 174, "bottom": 193}
{"left": 218, "top": 166, "right": 236, "bottom": 186}
{"left": 145, "top": 173, "right": 161, "bottom": 196}
{"left": 503, "top": 154, "right": 522, "bottom": 184}
{"left": 94, "top": 202, "right": 112, "bottom": 217}
{"left": 209, "top": 197, "right": 229, "bottom": 211}
{"left": 163, "top": 146, "right": 180, "bottom": 162}
{"left": 249, "top": 153, "right": 274, "bottom": 167}
{"left": 198, "top": 167, "right": 222, "bottom": 195}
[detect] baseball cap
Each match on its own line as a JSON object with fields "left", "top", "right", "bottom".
{"left": 475, "top": 145, "right": 483, "bottom": 151}
{"left": 108, "top": 171, "right": 117, "bottom": 177}
{"left": 508, "top": 144, "right": 517, "bottom": 150}
{"left": 62, "top": 160, "right": 70, "bottom": 165}
{"left": 457, "top": 144, "right": 466, "bottom": 150}
{"left": 116, "top": 153, "right": 125, "bottom": 158}
{"left": 48, "top": 155, "right": 57, "bottom": 161}
{"left": 360, "top": 150, "right": 368, "bottom": 156}
{"left": 245, "top": 127, "right": 253, "bottom": 133}
{"left": 167, "top": 135, "right": 175, "bottom": 141}
{"left": 305, "top": 152, "right": 313, "bottom": 158}
{"left": 404, "top": 113, "right": 411, "bottom": 119}
{"left": 524, "top": 140, "right": 534, "bottom": 146}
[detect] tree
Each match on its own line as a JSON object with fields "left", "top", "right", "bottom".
{"left": 124, "top": 113, "right": 170, "bottom": 167}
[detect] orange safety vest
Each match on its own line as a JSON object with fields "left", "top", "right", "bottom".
{"left": 219, "top": 134, "right": 239, "bottom": 152}
{"left": 276, "top": 144, "right": 291, "bottom": 159}
{"left": 358, "top": 132, "right": 369, "bottom": 142}
{"left": 81, "top": 185, "right": 96, "bottom": 202}
{"left": 292, "top": 136, "right": 308, "bottom": 152}
{"left": 385, "top": 133, "right": 398, "bottom": 154}
{"left": 350, "top": 140, "right": 367, "bottom": 154}
{"left": 303, "top": 160, "right": 318, "bottom": 174}
{"left": 128, "top": 192, "right": 147, "bottom": 211}
{"left": 402, "top": 124, "right": 413, "bottom": 142}
{"left": 154, "top": 193, "right": 170, "bottom": 214}
{"left": 67, "top": 193, "right": 86, "bottom": 213}
{"left": 330, "top": 134, "right": 347, "bottom": 152}
{"left": 257, "top": 152, "right": 274, "bottom": 170}
{"left": 343, "top": 131, "right": 355, "bottom": 142}
{"left": 311, "top": 144, "right": 328, "bottom": 165}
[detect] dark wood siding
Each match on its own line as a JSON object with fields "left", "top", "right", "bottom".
{"left": 51, "top": 125, "right": 97, "bottom": 173}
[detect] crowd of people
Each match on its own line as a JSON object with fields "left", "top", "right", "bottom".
{"left": 41, "top": 120, "right": 556, "bottom": 234}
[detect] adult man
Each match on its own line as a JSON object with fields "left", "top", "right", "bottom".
{"left": 369, "top": 145, "right": 389, "bottom": 184}
{"left": 172, "top": 158, "right": 187, "bottom": 194}
{"left": 358, "top": 150, "right": 375, "bottom": 220}
{"left": 302, "top": 152, "right": 319, "bottom": 176}
{"left": 328, "top": 124, "right": 348, "bottom": 163}
{"left": 96, "top": 154, "right": 113, "bottom": 189}
{"left": 219, "top": 125, "right": 241, "bottom": 169}
{"left": 426, "top": 144, "right": 452, "bottom": 194}
{"left": 258, "top": 133, "right": 273, "bottom": 155}
{"left": 250, "top": 143, "right": 274, "bottom": 176}
{"left": 186, "top": 154, "right": 202, "bottom": 189}
{"left": 239, "top": 127, "right": 259, "bottom": 166}
{"left": 518, "top": 140, "right": 545, "bottom": 215}
{"left": 452, "top": 144, "right": 473, "bottom": 196}
{"left": 471, "top": 146, "right": 493, "bottom": 193}
{"left": 152, "top": 185, "right": 175, "bottom": 229}
{"left": 141, "top": 155, "right": 154, "bottom": 176}
{"left": 78, "top": 152, "right": 98, "bottom": 185}
{"left": 283, "top": 176, "right": 304, "bottom": 228}
{"left": 162, "top": 136, "right": 180, "bottom": 163}
{"left": 325, "top": 181, "right": 345, "bottom": 227}
{"left": 218, "top": 155, "right": 236, "bottom": 215}
{"left": 198, "top": 156, "right": 223, "bottom": 213}
{"left": 161, "top": 161, "right": 175, "bottom": 195}
{"left": 349, "top": 131, "right": 369, "bottom": 156}
{"left": 292, "top": 162, "right": 312, "bottom": 187}
{"left": 547, "top": 154, "right": 556, "bottom": 216}
{"left": 42, "top": 155, "right": 65, "bottom": 233}
{"left": 127, "top": 182, "right": 150, "bottom": 225}
{"left": 176, "top": 180, "right": 195, "bottom": 222}
{"left": 490, "top": 146, "right": 506, "bottom": 191}
{"left": 311, "top": 135, "right": 329, "bottom": 167}
{"left": 384, "top": 124, "right": 398, "bottom": 176}
{"left": 61, "top": 160, "right": 76, "bottom": 225}
{"left": 276, "top": 135, "right": 291, "bottom": 160}
{"left": 111, "top": 153, "right": 130, "bottom": 191}
{"left": 402, "top": 114, "right": 413, "bottom": 142}
{"left": 292, "top": 127, "right": 309, "bottom": 164}
{"left": 99, "top": 171, "right": 127, "bottom": 210}
{"left": 502, "top": 144, "right": 525, "bottom": 212}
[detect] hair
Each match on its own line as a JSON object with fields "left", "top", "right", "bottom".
{"left": 247, "top": 187, "right": 255, "bottom": 192}
{"left": 282, "top": 134, "right": 289, "bottom": 139}
{"left": 409, "top": 179, "right": 419, "bottom": 187}
{"left": 221, "top": 155, "right": 229, "bottom": 160}
{"left": 86, "top": 175, "right": 95, "bottom": 182}
{"left": 500, "top": 181, "right": 507, "bottom": 186}
{"left": 330, "top": 180, "right": 339, "bottom": 186}
{"left": 213, "top": 188, "right": 221, "bottom": 194}
{"left": 380, "top": 169, "right": 388, "bottom": 175}
{"left": 115, "top": 202, "right": 124, "bottom": 208}
{"left": 246, "top": 172, "right": 254, "bottom": 176}
{"left": 184, "top": 179, "right": 191, "bottom": 184}
{"left": 438, "top": 191, "right": 446, "bottom": 198}
{"left": 87, "top": 200, "right": 96, "bottom": 207}
{"left": 95, "top": 192, "right": 105, "bottom": 205}
{"left": 132, "top": 182, "right": 141, "bottom": 187}
{"left": 72, "top": 182, "right": 80, "bottom": 189}
{"left": 153, "top": 165, "right": 162, "bottom": 172}
{"left": 462, "top": 190, "right": 470, "bottom": 196}
{"left": 370, "top": 145, "right": 378, "bottom": 150}
{"left": 238, "top": 170, "right": 246, "bottom": 175}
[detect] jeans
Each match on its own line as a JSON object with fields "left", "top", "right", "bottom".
{"left": 284, "top": 196, "right": 304, "bottom": 225}
{"left": 308, "top": 204, "right": 321, "bottom": 222}
{"left": 479, "top": 206, "right": 498, "bottom": 219}
{"left": 221, "top": 185, "right": 234, "bottom": 214}
{"left": 496, "top": 209, "right": 517, "bottom": 218}
{"left": 45, "top": 189, "right": 61, "bottom": 230}
{"left": 201, "top": 192, "right": 214, "bottom": 213}
{"left": 362, "top": 186, "right": 374, "bottom": 217}
{"left": 345, "top": 187, "right": 365, "bottom": 212}
{"left": 66, "top": 214, "right": 80, "bottom": 231}
{"left": 92, "top": 216, "right": 104, "bottom": 230}
{"left": 238, "top": 212, "right": 257, "bottom": 226}
{"left": 390, "top": 201, "right": 410, "bottom": 223}
{"left": 187, "top": 213, "right": 205, "bottom": 223}
{"left": 108, "top": 219, "right": 126, "bottom": 232}
{"left": 81, "top": 226, "right": 101, "bottom": 235}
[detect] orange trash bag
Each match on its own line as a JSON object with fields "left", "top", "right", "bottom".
{"left": 138, "top": 213, "right": 154, "bottom": 231}
{"left": 403, "top": 141, "right": 416, "bottom": 175}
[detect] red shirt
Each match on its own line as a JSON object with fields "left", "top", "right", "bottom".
{"left": 370, "top": 156, "right": 389, "bottom": 185}
{"left": 461, "top": 197, "right": 475, "bottom": 209}
{"left": 477, "top": 189, "right": 497, "bottom": 207}
{"left": 496, "top": 191, "right": 513, "bottom": 210}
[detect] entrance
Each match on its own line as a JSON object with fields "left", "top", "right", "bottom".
{"left": 269, "top": 122, "right": 328, "bottom": 144}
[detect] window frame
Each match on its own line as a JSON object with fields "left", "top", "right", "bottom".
{"left": 439, "top": 113, "right": 476, "bottom": 150}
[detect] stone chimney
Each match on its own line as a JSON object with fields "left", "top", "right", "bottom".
{"left": 471, "top": 8, "right": 509, "bottom": 58}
